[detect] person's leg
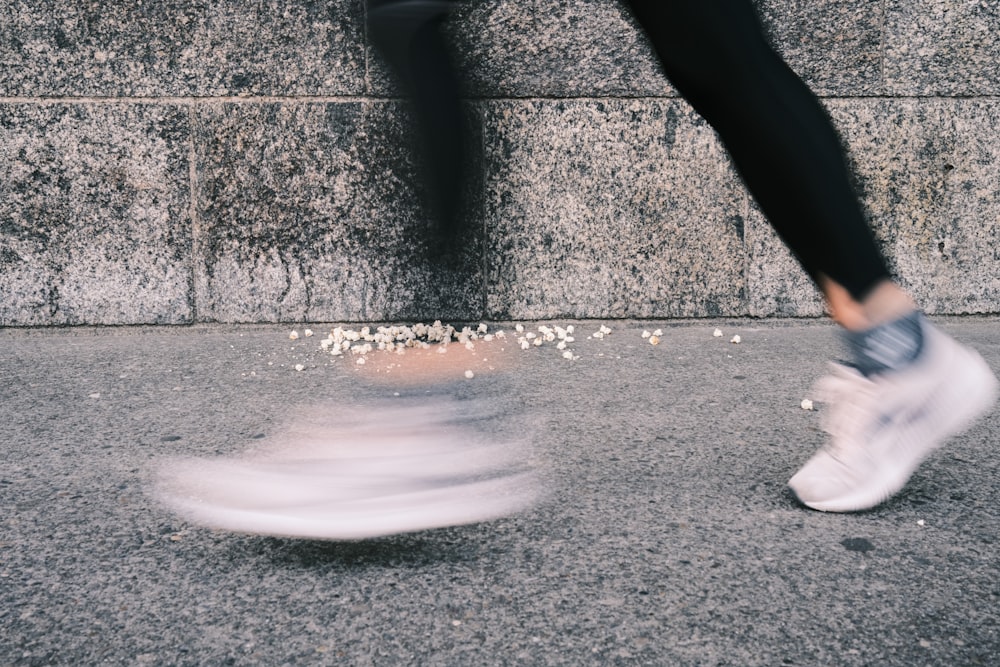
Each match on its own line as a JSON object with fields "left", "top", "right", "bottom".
{"left": 625, "top": 0, "right": 889, "bottom": 310}
{"left": 625, "top": 0, "right": 997, "bottom": 511}
{"left": 367, "top": 0, "right": 468, "bottom": 256}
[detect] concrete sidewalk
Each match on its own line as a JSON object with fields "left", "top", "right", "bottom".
{"left": 2, "top": 319, "right": 999, "bottom": 666}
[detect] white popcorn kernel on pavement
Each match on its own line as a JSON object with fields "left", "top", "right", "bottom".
{"left": 294, "top": 364, "right": 305, "bottom": 372}
{"left": 477, "top": 323, "right": 488, "bottom": 334}
{"left": 562, "top": 351, "right": 574, "bottom": 360}
{"left": 592, "top": 332, "right": 604, "bottom": 339}
{"left": 533, "top": 338, "right": 543, "bottom": 347}
{"left": 917, "top": 519, "right": 926, "bottom": 526}
{"left": 520, "top": 340, "right": 530, "bottom": 350}
{"left": 437, "top": 346, "right": 448, "bottom": 354}
{"left": 464, "top": 370, "right": 475, "bottom": 379}
{"left": 304, "top": 329, "right": 314, "bottom": 338}
{"left": 642, "top": 330, "right": 651, "bottom": 339}
{"left": 800, "top": 399, "right": 814, "bottom": 411}
{"left": 599, "top": 325, "right": 612, "bottom": 335}
{"left": 289, "top": 330, "right": 299, "bottom": 340}
{"left": 515, "top": 324, "right": 524, "bottom": 333}
{"left": 525, "top": 332, "right": 535, "bottom": 340}
{"left": 649, "top": 336, "right": 660, "bottom": 346}
{"left": 653, "top": 329, "right": 663, "bottom": 337}
{"left": 557, "top": 341, "right": 567, "bottom": 350}
{"left": 713, "top": 328, "right": 723, "bottom": 337}
{"left": 731, "top": 335, "right": 742, "bottom": 344}
{"left": 356, "top": 357, "right": 366, "bottom": 365}
{"left": 567, "top": 325, "right": 575, "bottom": 334}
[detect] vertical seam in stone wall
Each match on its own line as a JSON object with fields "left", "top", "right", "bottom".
{"left": 362, "top": 1, "right": 372, "bottom": 96}
{"left": 878, "top": 0, "right": 889, "bottom": 96}
{"left": 477, "top": 101, "right": 488, "bottom": 320}
{"left": 188, "top": 102, "right": 201, "bottom": 323}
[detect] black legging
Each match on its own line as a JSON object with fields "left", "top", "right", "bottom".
{"left": 368, "top": 0, "right": 892, "bottom": 301}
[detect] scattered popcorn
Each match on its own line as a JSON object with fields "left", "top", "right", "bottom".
{"left": 294, "top": 364, "right": 305, "bottom": 372}
{"left": 289, "top": 330, "right": 299, "bottom": 340}
{"left": 515, "top": 324, "right": 524, "bottom": 333}
{"left": 520, "top": 339, "right": 531, "bottom": 350}
{"left": 464, "top": 370, "right": 475, "bottom": 379}
{"left": 642, "top": 330, "right": 651, "bottom": 339}
{"left": 731, "top": 335, "right": 741, "bottom": 344}
{"left": 557, "top": 341, "right": 567, "bottom": 350}
{"left": 917, "top": 519, "right": 926, "bottom": 527}
{"left": 653, "top": 329, "right": 663, "bottom": 337}
{"left": 800, "top": 399, "right": 814, "bottom": 411}
{"left": 592, "top": 332, "right": 604, "bottom": 339}
{"left": 356, "top": 357, "right": 366, "bottom": 365}
{"left": 649, "top": 336, "right": 660, "bottom": 346}
{"left": 477, "top": 323, "right": 488, "bottom": 334}
{"left": 437, "top": 346, "right": 448, "bottom": 354}
{"left": 562, "top": 351, "right": 574, "bottom": 360}
{"left": 713, "top": 328, "right": 723, "bottom": 337}
{"left": 599, "top": 325, "right": 612, "bottom": 335}
{"left": 304, "top": 329, "right": 314, "bottom": 338}
{"left": 533, "top": 338, "right": 543, "bottom": 347}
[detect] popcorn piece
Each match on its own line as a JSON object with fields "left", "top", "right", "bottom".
{"left": 464, "top": 370, "right": 475, "bottom": 379}
{"left": 356, "top": 357, "right": 366, "bottom": 365}
{"left": 599, "top": 325, "right": 612, "bottom": 335}
{"left": 653, "top": 329, "right": 663, "bottom": 337}
{"left": 557, "top": 341, "right": 567, "bottom": 350}
{"left": 730, "top": 335, "right": 741, "bottom": 344}
{"left": 294, "top": 364, "right": 305, "bottom": 372}
{"left": 289, "top": 330, "right": 299, "bottom": 340}
{"left": 477, "top": 323, "right": 488, "bottom": 334}
{"left": 800, "top": 399, "right": 814, "bottom": 411}
{"left": 642, "top": 330, "right": 651, "bottom": 339}
{"left": 562, "top": 350, "right": 574, "bottom": 360}
{"left": 515, "top": 324, "right": 524, "bottom": 333}
{"left": 520, "top": 339, "right": 531, "bottom": 350}
{"left": 713, "top": 328, "right": 723, "bottom": 337}
{"left": 304, "top": 329, "right": 314, "bottom": 338}
{"left": 649, "top": 336, "right": 660, "bottom": 346}
{"left": 533, "top": 337, "right": 543, "bottom": 347}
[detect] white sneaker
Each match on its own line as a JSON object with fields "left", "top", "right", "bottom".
{"left": 154, "top": 399, "right": 542, "bottom": 539}
{"left": 788, "top": 322, "right": 998, "bottom": 513}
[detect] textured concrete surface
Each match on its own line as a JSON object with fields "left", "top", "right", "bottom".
{"left": 483, "top": 100, "right": 747, "bottom": 320}
{"left": 2, "top": 319, "right": 1000, "bottom": 665}
{"left": 0, "top": 0, "right": 365, "bottom": 97}
{"left": 0, "top": 103, "right": 193, "bottom": 325}
{"left": 1, "top": 1, "right": 999, "bottom": 324}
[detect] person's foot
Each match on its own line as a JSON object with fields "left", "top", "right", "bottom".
{"left": 154, "top": 398, "right": 541, "bottom": 539}
{"left": 788, "top": 322, "right": 998, "bottom": 512}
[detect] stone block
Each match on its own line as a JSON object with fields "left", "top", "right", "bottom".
{"left": 483, "top": 99, "right": 748, "bottom": 320}
{"left": 0, "top": 103, "right": 193, "bottom": 325}
{"left": 756, "top": 0, "right": 885, "bottom": 96}
{"left": 748, "top": 98, "right": 1000, "bottom": 316}
{"left": 193, "top": 101, "right": 483, "bottom": 323}
{"left": 886, "top": 0, "right": 1000, "bottom": 95}
{"left": 0, "top": 0, "right": 365, "bottom": 97}
{"left": 367, "top": 0, "right": 886, "bottom": 100}
{"left": 445, "top": 0, "right": 667, "bottom": 98}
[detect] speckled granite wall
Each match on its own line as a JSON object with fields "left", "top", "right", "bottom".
{"left": 1, "top": 0, "right": 998, "bottom": 325}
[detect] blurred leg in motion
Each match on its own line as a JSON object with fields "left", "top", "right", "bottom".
{"left": 626, "top": 0, "right": 998, "bottom": 511}
{"left": 367, "top": 0, "right": 469, "bottom": 259}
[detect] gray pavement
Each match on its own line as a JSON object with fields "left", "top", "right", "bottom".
{"left": 2, "top": 318, "right": 999, "bottom": 666}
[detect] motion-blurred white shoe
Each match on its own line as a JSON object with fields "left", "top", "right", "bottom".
{"left": 155, "top": 399, "right": 541, "bottom": 539}
{"left": 789, "top": 323, "right": 998, "bottom": 512}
